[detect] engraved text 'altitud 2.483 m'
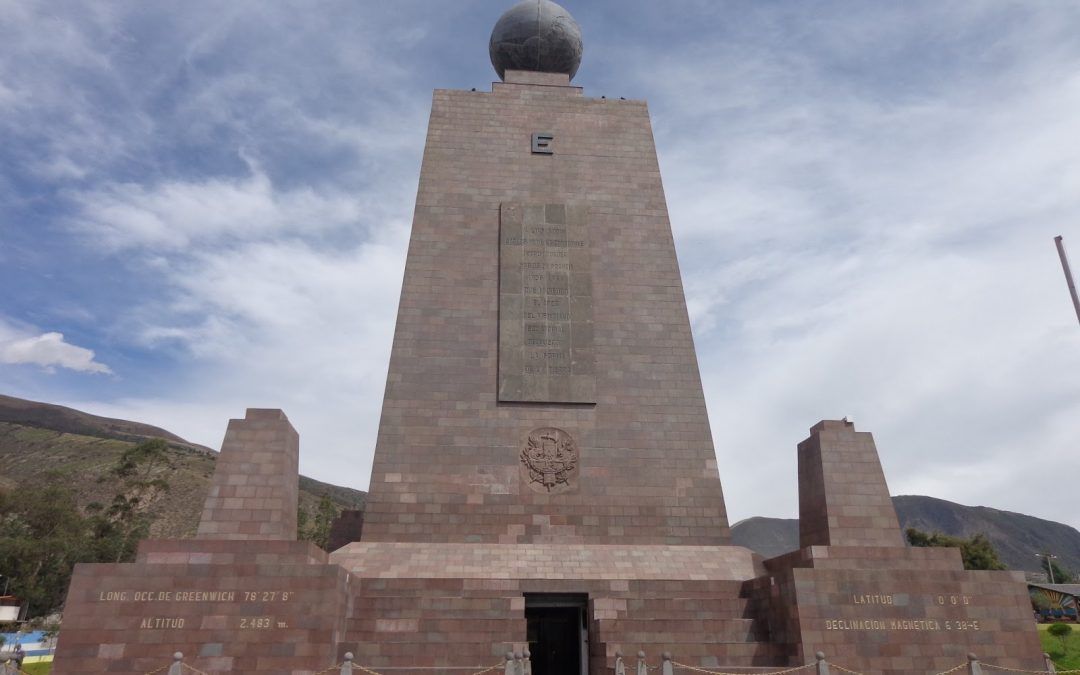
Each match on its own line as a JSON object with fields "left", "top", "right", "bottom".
{"left": 498, "top": 202, "right": 595, "bottom": 403}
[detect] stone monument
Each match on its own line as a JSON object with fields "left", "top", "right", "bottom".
{"left": 53, "top": 2, "right": 1046, "bottom": 673}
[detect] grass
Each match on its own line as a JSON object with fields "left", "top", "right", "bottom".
{"left": 1040, "top": 623, "right": 1080, "bottom": 670}
{"left": 22, "top": 662, "right": 52, "bottom": 675}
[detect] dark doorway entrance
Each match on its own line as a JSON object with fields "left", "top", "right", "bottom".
{"left": 525, "top": 594, "right": 587, "bottom": 675}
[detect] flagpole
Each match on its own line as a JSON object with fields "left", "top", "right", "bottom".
{"left": 1055, "top": 236, "right": 1080, "bottom": 326}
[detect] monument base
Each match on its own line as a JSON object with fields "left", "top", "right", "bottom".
{"left": 51, "top": 414, "right": 1048, "bottom": 674}
{"left": 331, "top": 542, "right": 784, "bottom": 673}
{"left": 53, "top": 540, "right": 351, "bottom": 675}
{"left": 749, "top": 546, "right": 1045, "bottom": 673}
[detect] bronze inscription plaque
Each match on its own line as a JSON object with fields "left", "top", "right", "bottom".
{"left": 498, "top": 202, "right": 595, "bottom": 403}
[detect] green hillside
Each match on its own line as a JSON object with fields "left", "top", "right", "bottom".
{"left": 0, "top": 398, "right": 365, "bottom": 538}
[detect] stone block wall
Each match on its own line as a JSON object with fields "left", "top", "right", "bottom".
{"left": 196, "top": 409, "right": 299, "bottom": 541}
{"left": 53, "top": 540, "right": 351, "bottom": 675}
{"left": 361, "top": 72, "right": 729, "bottom": 546}
{"left": 798, "top": 420, "right": 904, "bottom": 549}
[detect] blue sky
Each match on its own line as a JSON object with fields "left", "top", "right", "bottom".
{"left": 2, "top": 1, "right": 1079, "bottom": 531}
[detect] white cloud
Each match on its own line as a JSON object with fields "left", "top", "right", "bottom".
{"left": 79, "top": 231, "right": 409, "bottom": 486}
{"left": 0, "top": 330, "right": 112, "bottom": 375}
{"left": 637, "top": 1, "right": 1080, "bottom": 527}
{"left": 70, "top": 163, "right": 366, "bottom": 250}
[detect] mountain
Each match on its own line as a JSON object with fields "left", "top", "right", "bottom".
{"left": 0, "top": 394, "right": 207, "bottom": 450}
{"left": 731, "top": 496, "right": 1080, "bottom": 575}
{"left": 0, "top": 395, "right": 365, "bottom": 538}
{"left": 893, "top": 495, "right": 1080, "bottom": 575}
{"left": 728, "top": 517, "right": 799, "bottom": 560}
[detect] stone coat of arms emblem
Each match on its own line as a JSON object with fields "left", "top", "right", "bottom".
{"left": 520, "top": 427, "right": 579, "bottom": 494}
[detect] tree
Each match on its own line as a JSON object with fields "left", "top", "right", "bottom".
{"left": 0, "top": 438, "right": 177, "bottom": 619}
{"left": 93, "top": 438, "right": 173, "bottom": 563}
{"left": 1049, "top": 622, "right": 1072, "bottom": 650}
{"left": 905, "top": 528, "right": 1007, "bottom": 571}
{"left": 962, "top": 534, "right": 1008, "bottom": 571}
{"left": 0, "top": 486, "right": 94, "bottom": 617}
{"left": 1042, "top": 557, "right": 1075, "bottom": 584}
{"left": 298, "top": 497, "right": 340, "bottom": 551}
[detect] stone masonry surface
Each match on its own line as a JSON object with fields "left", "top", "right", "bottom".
{"left": 362, "top": 70, "right": 730, "bottom": 545}
{"left": 798, "top": 420, "right": 905, "bottom": 549}
{"left": 196, "top": 409, "right": 299, "bottom": 541}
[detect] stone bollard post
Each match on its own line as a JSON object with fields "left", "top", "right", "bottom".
{"left": 340, "top": 652, "right": 354, "bottom": 675}
{"left": 815, "top": 651, "right": 830, "bottom": 675}
{"left": 967, "top": 653, "right": 983, "bottom": 675}
{"left": 661, "top": 652, "right": 674, "bottom": 675}
{"left": 514, "top": 651, "right": 525, "bottom": 675}
{"left": 615, "top": 650, "right": 626, "bottom": 675}
{"left": 636, "top": 651, "right": 648, "bottom": 675}
{"left": 522, "top": 649, "right": 532, "bottom": 675}
{"left": 168, "top": 652, "right": 184, "bottom": 675}
{"left": 1044, "top": 652, "right": 1057, "bottom": 673}
{"left": 504, "top": 651, "right": 515, "bottom": 675}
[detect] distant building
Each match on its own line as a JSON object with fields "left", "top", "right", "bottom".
{"left": 0, "top": 596, "right": 22, "bottom": 622}
{"left": 1030, "top": 583, "right": 1080, "bottom": 622}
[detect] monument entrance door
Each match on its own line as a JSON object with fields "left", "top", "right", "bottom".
{"left": 526, "top": 595, "right": 587, "bottom": 675}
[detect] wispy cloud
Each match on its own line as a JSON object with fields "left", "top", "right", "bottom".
{"left": 70, "top": 161, "right": 366, "bottom": 250}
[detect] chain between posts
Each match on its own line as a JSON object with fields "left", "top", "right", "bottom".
{"left": 139, "top": 650, "right": 1075, "bottom": 675}
{"left": 145, "top": 651, "right": 506, "bottom": 675}
{"left": 982, "top": 667, "right": 1080, "bottom": 674}
{"left": 671, "top": 660, "right": 815, "bottom": 674}
{"left": 343, "top": 664, "right": 505, "bottom": 675}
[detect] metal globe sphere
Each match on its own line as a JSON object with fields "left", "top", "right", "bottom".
{"left": 489, "top": 0, "right": 583, "bottom": 81}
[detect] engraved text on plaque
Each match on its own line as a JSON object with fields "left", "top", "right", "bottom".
{"left": 498, "top": 202, "right": 595, "bottom": 403}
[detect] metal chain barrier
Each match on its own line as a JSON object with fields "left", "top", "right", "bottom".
{"left": 137, "top": 650, "right": 1079, "bottom": 675}
{"left": 983, "top": 665, "right": 1080, "bottom": 674}
{"left": 931, "top": 664, "right": 968, "bottom": 675}
{"left": 672, "top": 660, "right": 815, "bottom": 674}
{"left": 340, "top": 662, "right": 506, "bottom": 675}
{"left": 179, "top": 662, "right": 213, "bottom": 675}
{"left": 826, "top": 663, "right": 864, "bottom": 675}
{"left": 144, "top": 652, "right": 506, "bottom": 675}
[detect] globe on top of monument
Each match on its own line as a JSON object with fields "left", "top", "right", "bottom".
{"left": 489, "top": 0, "right": 583, "bottom": 81}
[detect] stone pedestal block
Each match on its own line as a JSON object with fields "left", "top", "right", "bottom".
{"left": 53, "top": 409, "right": 349, "bottom": 675}
{"left": 197, "top": 409, "right": 299, "bottom": 541}
{"left": 753, "top": 546, "right": 1045, "bottom": 674}
{"left": 53, "top": 540, "right": 352, "bottom": 675}
{"left": 799, "top": 420, "right": 905, "bottom": 549}
{"left": 754, "top": 420, "right": 1048, "bottom": 673}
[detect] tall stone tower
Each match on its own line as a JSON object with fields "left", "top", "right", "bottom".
{"left": 360, "top": 0, "right": 729, "bottom": 547}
